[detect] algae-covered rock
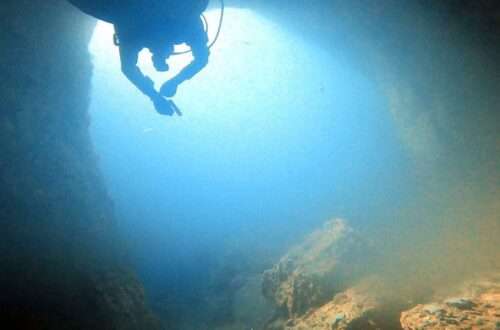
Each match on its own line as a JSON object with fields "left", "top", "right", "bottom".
{"left": 262, "top": 219, "right": 372, "bottom": 320}
{"left": 283, "top": 279, "right": 383, "bottom": 330}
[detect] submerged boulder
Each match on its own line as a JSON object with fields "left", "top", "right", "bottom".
{"left": 262, "top": 219, "right": 373, "bottom": 323}
{"left": 282, "top": 278, "right": 384, "bottom": 330}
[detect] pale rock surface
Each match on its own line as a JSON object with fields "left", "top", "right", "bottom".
{"left": 401, "top": 275, "right": 500, "bottom": 330}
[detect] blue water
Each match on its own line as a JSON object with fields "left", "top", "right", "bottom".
{"left": 88, "top": 8, "right": 411, "bottom": 326}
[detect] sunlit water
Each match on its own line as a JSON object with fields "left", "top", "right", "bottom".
{"left": 88, "top": 8, "right": 409, "bottom": 326}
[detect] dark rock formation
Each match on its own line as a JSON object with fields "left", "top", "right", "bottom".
{"left": 0, "top": 0, "right": 160, "bottom": 328}
{"left": 400, "top": 274, "right": 500, "bottom": 330}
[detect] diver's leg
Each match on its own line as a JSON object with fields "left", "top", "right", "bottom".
{"left": 119, "top": 43, "right": 175, "bottom": 115}
{"left": 151, "top": 44, "right": 174, "bottom": 72}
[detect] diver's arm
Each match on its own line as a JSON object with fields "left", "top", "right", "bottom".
{"left": 160, "top": 39, "right": 209, "bottom": 97}
{"left": 160, "top": 19, "right": 209, "bottom": 97}
{"left": 174, "top": 39, "right": 210, "bottom": 83}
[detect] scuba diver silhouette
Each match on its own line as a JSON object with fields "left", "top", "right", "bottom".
{"left": 116, "top": 13, "right": 209, "bottom": 115}
{"left": 68, "top": 0, "right": 219, "bottom": 116}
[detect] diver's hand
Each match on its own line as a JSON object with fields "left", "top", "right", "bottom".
{"left": 160, "top": 79, "right": 179, "bottom": 98}
{"left": 151, "top": 94, "right": 174, "bottom": 116}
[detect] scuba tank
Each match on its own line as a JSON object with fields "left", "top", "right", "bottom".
{"left": 68, "top": 0, "right": 209, "bottom": 23}
{"left": 67, "top": 0, "right": 129, "bottom": 23}
{"left": 146, "top": 0, "right": 209, "bottom": 21}
{"left": 175, "top": 0, "right": 210, "bottom": 17}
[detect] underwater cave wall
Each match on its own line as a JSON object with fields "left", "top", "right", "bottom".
{"left": 0, "top": 1, "right": 159, "bottom": 328}
{"left": 335, "top": 1, "right": 500, "bottom": 284}
{"left": 356, "top": 2, "right": 500, "bottom": 285}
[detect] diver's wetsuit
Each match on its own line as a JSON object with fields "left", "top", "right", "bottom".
{"left": 116, "top": 14, "right": 209, "bottom": 114}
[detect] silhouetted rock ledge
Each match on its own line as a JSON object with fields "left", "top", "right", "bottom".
{"left": 262, "top": 219, "right": 375, "bottom": 329}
